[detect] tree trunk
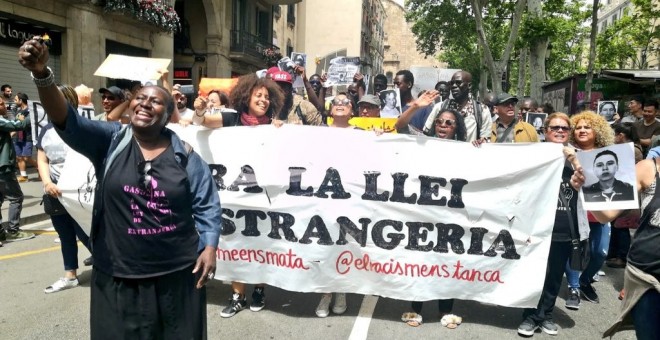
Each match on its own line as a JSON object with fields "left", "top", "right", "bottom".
{"left": 471, "top": 0, "right": 528, "bottom": 96}
{"left": 585, "top": 0, "right": 600, "bottom": 108}
{"left": 480, "top": 67, "right": 489, "bottom": 100}
{"left": 516, "top": 47, "right": 528, "bottom": 96}
{"left": 527, "top": 0, "right": 547, "bottom": 102}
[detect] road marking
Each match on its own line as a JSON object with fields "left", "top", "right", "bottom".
{"left": 348, "top": 295, "right": 379, "bottom": 340}
{"left": 0, "top": 245, "right": 62, "bottom": 261}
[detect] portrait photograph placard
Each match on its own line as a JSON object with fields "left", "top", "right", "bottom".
{"left": 577, "top": 143, "right": 638, "bottom": 210}
{"left": 290, "top": 52, "right": 306, "bottom": 88}
{"left": 598, "top": 101, "right": 618, "bottom": 123}
{"left": 379, "top": 89, "right": 402, "bottom": 118}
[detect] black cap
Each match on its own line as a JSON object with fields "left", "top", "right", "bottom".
{"left": 496, "top": 92, "right": 518, "bottom": 105}
{"left": 98, "top": 86, "right": 125, "bottom": 101}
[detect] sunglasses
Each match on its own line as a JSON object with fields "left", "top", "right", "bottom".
{"left": 332, "top": 98, "right": 351, "bottom": 106}
{"left": 435, "top": 118, "right": 456, "bottom": 127}
{"left": 309, "top": 81, "right": 321, "bottom": 85}
{"left": 101, "top": 95, "right": 116, "bottom": 101}
{"left": 138, "top": 160, "right": 153, "bottom": 190}
{"left": 548, "top": 125, "right": 570, "bottom": 132}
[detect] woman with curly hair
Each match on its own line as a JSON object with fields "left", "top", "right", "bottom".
{"left": 564, "top": 110, "right": 614, "bottom": 310}
{"left": 220, "top": 74, "right": 283, "bottom": 319}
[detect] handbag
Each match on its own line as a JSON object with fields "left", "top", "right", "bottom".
{"left": 41, "top": 194, "right": 67, "bottom": 216}
{"left": 559, "top": 194, "right": 591, "bottom": 271}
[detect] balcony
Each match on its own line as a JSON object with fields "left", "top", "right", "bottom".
{"left": 230, "top": 30, "right": 279, "bottom": 66}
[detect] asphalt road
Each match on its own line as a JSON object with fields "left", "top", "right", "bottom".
{"left": 0, "top": 221, "right": 637, "bottom": 340}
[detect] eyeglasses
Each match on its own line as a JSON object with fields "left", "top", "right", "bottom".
{"left": 138, "top": 160, "right": 153, "bottom": 190}
{"left": 309, "top": 81, "right": 321, "bottom": 86}
{"left": 435, "top": 118, "right": 456, "bottom": 127}
{"left": 332, "top": 98, "right": 351, "bottom": 106}
{"left": 101, "top": 95, "right": 116, "bottom": 101}
{"left": 548, "top": 125, "right": 570, "bottom": 132}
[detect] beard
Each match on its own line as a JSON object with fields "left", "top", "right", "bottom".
{"left": 279, "top": 92, "right": 294, "bottom": 120}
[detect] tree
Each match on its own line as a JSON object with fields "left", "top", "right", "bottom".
{"left": 596, "top": 0, "right": 660, "bottom": 69}
{"left": 585, "top": 0, "right": 600, "bottom": 104}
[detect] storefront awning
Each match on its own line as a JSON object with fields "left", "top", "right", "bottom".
{"left": 600, "top": 69, "right": 660, "bottom": 85}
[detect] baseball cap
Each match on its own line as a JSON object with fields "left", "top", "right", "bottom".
{"left": 270, "top": 70, "right": 293, "bottom": 84}
{"left": 98, "top": 86, "right": 125, "bottom": 101}
{"left": 495, "top": 92, "right": 518, "bottom": 105}
{"left": 358, "top": 94, "right": 381, "bottom": 106}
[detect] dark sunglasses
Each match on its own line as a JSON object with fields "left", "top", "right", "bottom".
{"left": 309, "top": 80, "right": 321, "bottom": 85}
{"left": 138, "top": 160, "right": 153, "bottom": 190}
{"left": 435, "top": 118, "right": 456, "bottom": 127}
{"left": 548, "top": 125, "right": 570, "bottom": 132}
{"left": 332, "top": 98, "right": 351, "bottom": 106}
{"left": 101, "top": 95, "right": 116, "bottom": 101}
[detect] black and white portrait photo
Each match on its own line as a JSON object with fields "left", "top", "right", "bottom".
{"left": 526, "top": 112, "right": 547, "bottom": 132}
{"left": 598, "top": 101, "right": 618, "bottom": 122}
{"left": 290, "top": 52, "right": 306, "bottom": 88}
{"left": 379, "top": 89, "right": 401, "bottom": 118}
{"left": 577, "top": 143, "right": 638, "bottom": 210}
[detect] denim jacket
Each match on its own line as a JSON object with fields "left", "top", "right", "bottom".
{"left": 55, "top": 104, "right": 222, "bottom": 251}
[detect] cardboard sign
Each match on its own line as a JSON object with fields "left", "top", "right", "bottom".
{"left": 94, "top": 54, "right": 171, "bottom": 81}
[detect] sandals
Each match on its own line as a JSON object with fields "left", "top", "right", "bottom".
{"left": 440, "top": 314, "right": 462, "bottom": 329}
{"left": 401, "top": 312, "right": 423, "bottom": 327}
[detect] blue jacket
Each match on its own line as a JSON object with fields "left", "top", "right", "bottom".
{"left": 55, "top": 104, "right": 222, "bottom": 251}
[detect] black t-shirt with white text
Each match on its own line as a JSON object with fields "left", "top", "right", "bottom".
{"left": 95, "top": 139, "right": 199, "bottom": 278}
{"left": 553, "top": 162, "right": 579, "bottom": 242}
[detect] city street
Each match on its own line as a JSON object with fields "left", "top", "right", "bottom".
{"left": 0, "top": 220, "right": 637, "bottom": 340}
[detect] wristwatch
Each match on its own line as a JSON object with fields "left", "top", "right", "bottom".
{"left": 31, "top": 67, "right": 54, "bottom": 88}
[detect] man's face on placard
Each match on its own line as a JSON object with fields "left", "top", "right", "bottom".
{"left": 593, "top": 154, "right": 618, "bottom": 183}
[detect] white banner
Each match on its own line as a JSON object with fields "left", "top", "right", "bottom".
{"left": 57, "top": 125, "right": 564, "bottom": 308}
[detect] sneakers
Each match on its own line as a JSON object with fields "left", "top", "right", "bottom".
{"left": 83, "top": 256, "right": 94, "bottom": 266}
{"left": 565, "top": 288, "right": 580, "bottom": 310}
{"left": 220, "top": 293, "right": 247, "bottom": 318}
{"left": 4, "top": 230, "right": 35, "bottom": 242}
{"left": 316, "top": 293, "right": 332, "bottom": 318}
{"left": 250, "top": 287, "right": 265, "bottom": 312}
{"left": 540, "top": 320, "right": 558, "bottom": 335}
{"left": 332, "top": 293, "right": 347, "bottom": 314}
{"left": 606, "top": 258, "right": 627, "bottom": 268}
{"left": 517, "top": 319, "right": 538, "bottom": 336}
{"left": 580, "top": 282, "right": 599, "bottom": 303}
{"left": 44, "top": 277, "right": 79, "bottom": 293}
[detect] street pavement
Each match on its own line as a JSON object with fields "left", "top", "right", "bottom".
{"left": 0, "top": 168, "right": 638, "bottom": 339}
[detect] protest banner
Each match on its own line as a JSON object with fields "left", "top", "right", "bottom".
{"left": 94, "top": 54, "right": 171, "bottom": 82}
{"left": 198, "top": 78, "right": 239, "bottom": 97}
{"left": 324, "top": 57, "right": 360, "bottom": 87}
{"left": 577, "top": 143, "right": 638, "bottom": 210}
{"left": 57, "top": 125, "right": 564, "bottom": 308}
{"left": 325, "top": 117, "right": 398, "bottom": 133}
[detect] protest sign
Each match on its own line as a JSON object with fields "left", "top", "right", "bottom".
{"left": 597, "top": 100, "right": 618, "bottom": 123}
{"left": 198, "top": 78, "right": 239, "bottom": 97}
{"left": 94, "top": 54, "right": 171, "bottom": 82}
{"left": 291, "top": 52, "right": 306, "bottom": 88}
{"left": 379, "top": 89, "right": 401, "bottom": 118}
{"left": 57, "top": 125, "right": 563, "bottom": 308}
{"left": 577, "top": 143, "right": 638, "bottom": 210}
{"left": 325, "top": 117, "right": 398, "bottom": 133}
{"left": 324, "top": 57, "right": 360, "bottom": 87}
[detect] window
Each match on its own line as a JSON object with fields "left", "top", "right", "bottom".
{"left": 256, "top": 8, "right": 270, "bottom": 41}
{"left": 612, "top": 13, "right": 617, "bottom": 23}
{"left": 233, "top": 0, "right": 246, "bottom": 31}
{"left": 287, "top": 4, "right": 295, "bottom": 25}
{"left": 386, "top": 72, "right": 393, "bottom": 84}
{"left": 286, "top": 39, "right": 293, "bottom": 57}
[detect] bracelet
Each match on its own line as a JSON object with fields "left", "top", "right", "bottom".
{"left": 31, "top": 67, "right": 54, "bottom": 88}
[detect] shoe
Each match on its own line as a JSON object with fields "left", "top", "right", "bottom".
{"left": 4, "top": 230, "right": 35, "bottom": 242}
{"left": 250, "top": 287, "right": 265, "bottom": 312}
{"left": 606, "top": 258, "right": 626, "bottom": 268}
{"left": 591, "top": 273, "right": 600, "bottom": 282}
{"left": 517, "top": 318, "right": 538, "bottom": 336}
{"left": 83, "top": 256, "right": 93, "bottom": 266}
{"left": 565, "top": 288, "right": 580, "bottom": 310}
{"left": 540, "top": 320, "right": 558, "bottom": 335}
{"left": 44, "top": 277, "right": 79, "bottom": 293}
{"left": 17, "top": 176, "right": 28, "bottom": 183}
{"left": 580, "top": 283, "right": 599, "bottom": 303}
{"left": 332, "top": 293, "right": 347, "bottom": 314}
{"left": 316, "top": 293, "right": 332, "bottom": 318}
{"left": 220, "top": 293, "right": 247, "bottom": 318}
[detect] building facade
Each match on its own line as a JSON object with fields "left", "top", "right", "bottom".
{"left": 381, "top": 0, "right": 446, "bottom": 86}
{"left": 0, "top": 0, "right": 173, "bottom": 105}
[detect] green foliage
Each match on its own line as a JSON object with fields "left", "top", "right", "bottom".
{"left": 596, "top": 0, "right": 659, "bottom": 69}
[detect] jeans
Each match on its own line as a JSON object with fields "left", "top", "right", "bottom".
{"left": 565, "top": 222, "right": 610, "bottom": 288}
{"left": 0, "top": 173, "right": 24, "bottom": 232}
{"left": 524, "top": 241, "right": 572, "bottom": 323}
{"left": 51, "top": 213, "right": 90, "bottom": 271}
{"left": 631, "top": 289, "right": 660, "bottom": 340}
